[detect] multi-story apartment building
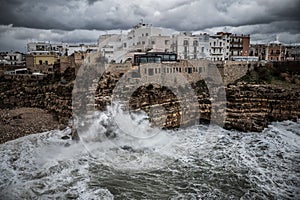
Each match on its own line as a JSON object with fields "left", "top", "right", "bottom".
{"left": 171, "top": 32, "right": 210, "bottom": 60}
{"left": 250, "top": 44, "right": 267, "bottom": 60}
{"left": 27, "top": 42, "right": 66, "bottom": 56}
{"left": 209, "top": 32, "right": 231, "bottom": 61}
{"left": 98, "top": 34, "right": 126, "bottom": 63}
{"left": 230, "top": 34, "right": 250, "bottom": 57}
{"left": 126, "top": 23, "right": 171, "bottom": 52}
{"left": 266, "top": 42, "right": 285, "bottom": 61}
{"left": 27, "top": 42, "right": 97, "bottom": 57}
{"left": 0, "top": 52, "right": 24, "bottom": 66}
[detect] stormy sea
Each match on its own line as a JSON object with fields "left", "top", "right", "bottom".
{"left": 0, "top": 105, "right": 299, "bottom": 199}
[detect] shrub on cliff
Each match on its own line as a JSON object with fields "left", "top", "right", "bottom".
{"left": 236, "top": 64, "right": 277, "bottom": 84}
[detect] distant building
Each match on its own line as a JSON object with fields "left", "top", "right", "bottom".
{"left": 98, "top": 34, "right": 126, "bottom": 63}
{"left": 27, "top": 41, "right": 66, "bottom": 56}
{"left": 230, "top": 34, "right": 250, "bottom": 58}
{"left": 249, "top": 44, "right": 267, "bottom": 61}
{"left": 285, "top": 45, "right": 300, "bottom": 61}
{"left": 266, "top": 42, "right": 285, "bottom": 61}
{"left": 126, "top": 23, "right": 170, "bottom": 52}
{"left": 26, "top": 54, "right": 59, "bottom": 73}
{"left": 209, "top": 32, "right": 231, "bottom": 61}
{"left": 66, "top": 44, "right": 98, "bottom": 56}
{"left": 0, "top": 52, "right": 24, "bottom": 66}
{"left": 171, "top": 32, "right": 210, "bottom": 60}
{"left": 27, "top": 41, "right": 97, "bottom": 57}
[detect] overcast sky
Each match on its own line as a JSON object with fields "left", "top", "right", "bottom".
{"left": 0, "top": 0, "right": 300, "bottom": 52}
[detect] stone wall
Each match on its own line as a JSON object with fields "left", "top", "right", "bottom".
{"left": 222, "top": 61, "right": 258, "bottom": 84}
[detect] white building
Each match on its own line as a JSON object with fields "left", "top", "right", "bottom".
{"left": 125, "top": 23, "right": 170, "bottom": 52}
{"left": 209, "top": 32, "right": 231, "bottom": 61}
{"left": 27, "top": 41, "right": 97, "bottom": 56}
{"left": 97, "top": 23, "right": 172, "bottom": 63}
{"left": 98, "top": 34, "right": 126, "bottom": 63}
{"left": 27, "top": 42, "right": 66, "bottom": 56}
{"left": 171, "top": 32, "right": 210, "bottom": 60}
{"left": 66, "top": 44, "right": 98, "bottom": 56}
{"left": 0, "top": 52, "right": 24, "bottom": 65}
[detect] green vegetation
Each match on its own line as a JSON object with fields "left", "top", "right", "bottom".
{"left": 235, "top": 64, "right": 300, "bottom": 89}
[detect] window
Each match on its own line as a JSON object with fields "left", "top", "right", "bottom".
{"left": 201, "top": 47, "right": 204, "bottom": 53}
{"left": 193, "top": 40, "right": 198, "bottom": 46}
{"left": 184, "top": 46, "right": 188, "bottom": 53}
{"left": 45, "top": 60, "right": 48, "bottom": 65}
{"left": 148, "top": 57, "right": 155, "bottom": 63}
{"left": 184, "top": 40, "right": 189, "bottom": 46}
{"left": 146, "top": 33, "right": 148, "bottom": 36}
{"left": 165, "top": 40, "right": 169, "bottom": 45}
{"left": 148, "top": 68, "right": 154, "bottom": 76}
{"left": 187, "top": 67, "right": 192, "bottom": 74}
{"left": 163, "top": 55, "right": 169, "bottom": 60}
{"left": 142, "top": 41, "right": 145, "bottom": 45}
{"left": 170, "top": 55, "right": 176, "bottom": 61}
{"left": 152, "top": 41, "right": 155, "bottom": 45}
{"left": 39, "top": 60, "right": 42, "bottom": 65}
{"left": 140, "top": 57, "right": 147, "bottom": 63}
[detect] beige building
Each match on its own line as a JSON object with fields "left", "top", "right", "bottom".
{"left": 26, "top": 54, "right": 59, "bottom": 73}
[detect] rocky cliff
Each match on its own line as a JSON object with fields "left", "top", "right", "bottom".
{"left": 0, "top": 77, "right": 73, "bottom": 125}
{"left": 1, "top": 69, "right": 299, "bottom": 133}
{"left": 94, "top": 71, "right": 300, "bottom": 132}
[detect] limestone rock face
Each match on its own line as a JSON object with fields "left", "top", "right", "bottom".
{"left": 225, "top": 84, "right": 300, "bottom": 132}
{"left": 94, "top": 72, "right": 300, "bottom": 132}
{"left": 0, "top": 79, "right": 73, "bottom": 124}
{"left": 0, "top": 72, "right": 299, "bottom": 133}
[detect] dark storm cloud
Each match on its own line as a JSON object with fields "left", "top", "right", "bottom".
{"left": 0, "top": 0, "right": 299, "bottom": 51}
{"left": 0, "top": 0, "right": 298, "bottom": 31}
{"left": 86, "top": 0, "right": 102, "bottom": 5}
